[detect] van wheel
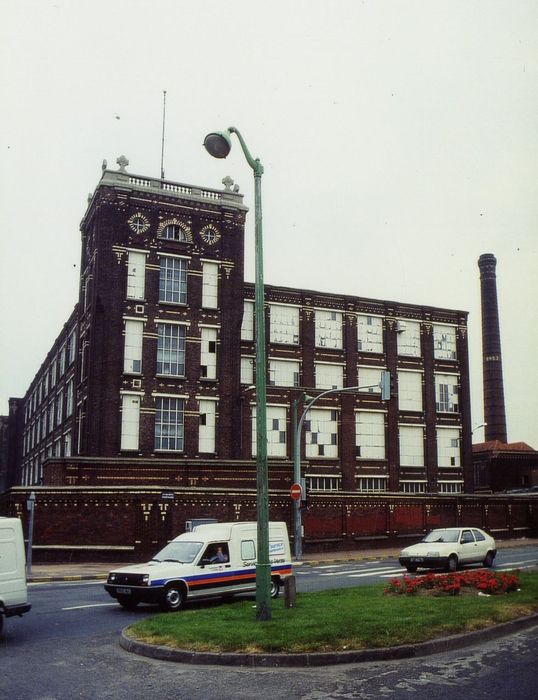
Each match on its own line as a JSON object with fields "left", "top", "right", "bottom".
{"left": 117, "top": 594, "right": 139, "bottom": 610}
{"left": 270, "top": 577, "right": 280, "bottom": 599}
{"left": 161, "top": 585, "right": 185, "bottom": 612}
{"left": 405, "top": 565, "right": 418, "bottom": 573}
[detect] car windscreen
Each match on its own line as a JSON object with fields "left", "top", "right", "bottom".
{"left": 422, "top": 530, "right": 460, "bottom": 544}
{"left": 152, "top": 541, "right": 203, "bottom": 563}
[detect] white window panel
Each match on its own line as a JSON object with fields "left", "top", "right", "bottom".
{"left": 199, "top": 399, "right": 217, "bottom": 453}
{"left": 121, "top": 394, "right": 140, "bottom": 450}
{"left": 66, "top": 380, "right": 74, "bottom": 417}
{"left": 357, "top": 366, "right": 383, "bottom": 393}
{"left": 157, "top": 323, "right": 186, "bottom": 376}
{"left": 398, "top": 371, "right": 423, "bottom": 411}
{"left": 269, "top": 359, "right": 300, "bottom": 387}
{"left": 437, "top": 427, "right": 461, "bottom": 467}
{"left": 241, "top": 301, "right": 254, "bottom": 341}
{"left": 433, "top": 324, "right": 457, "bottom": 360}
{"left": 439, "top": 481, "right": 463, "bottom": 494}
{"left": 400, "top": 481, "right": 427, "bottom": 493}
{"left": 305, "top": 408, "right": 338, "bottom": 459}
{"left": 355, "top": 411, "right": 385, "bottom": 459}
{"left": 396, "top": 319, "right": 421, "bottom": 357}
{"left": 68, "top": 329, "right": 77, "bottom": 365}
{"left": 127, "top": 251, "right": 146, "bottom": 300}
{"left": 315, "top": 363, "right": 343, "bottom": 390}
{"left": 252, "top": 405, "right": 287, "bottom": 457}
{"left": 399, "top": 425, "right": 424, "bottom": 467}
{"left": 124, "top": 320, "right": 143, "bottom": 374}
{"left": 202, "top": 261, "right": 219, "bottom": 309}
{"left": 63, "top": 431, "right": 72, "bottom": 457}
{"left": 270, "top": 304, "right": 300, "bottom": 345}
{"left": 201, "top": 327, "right": 218, "bottom": 379}
{"left": 357, "top": 315, "right": 383, "bottom": 353}
{"left": 240, "top": 356, "right": 254, "bottom": 385}
{"left": 315, "top": 309, "right": 342, "bottom": 349}
{"left": 159, "top": 256, "right": 187, "bottom": 304}
{"left": 435, "top": 373, "right": 459, "bottom": 413}
{"left": 56, "top": 394, "right": 63, "bottom": 425}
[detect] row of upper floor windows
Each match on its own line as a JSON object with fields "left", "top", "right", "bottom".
{"left": 241, "top": 359, "right": 460, "bottom": 414}
{"left": 119, "top": 395, "right": 461, "bottom": 469}
{"left": 22, "top": 378, "right": 74, "bottom": 455}
{"left": 241, "top": 302, "right": 459, "bottom": 360}
{"left": 25, "top": 333, "right": 77, "bottom": 422}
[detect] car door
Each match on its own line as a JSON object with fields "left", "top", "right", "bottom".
{"left": 471, "top": 529, "right": 489, "bottom": 561}
{"left": 458, "top": 529, "right": 478, "bottom": 563}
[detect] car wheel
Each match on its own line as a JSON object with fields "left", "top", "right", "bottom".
{"left": 270, "top": 577, "right": 280, "bottom": 599}
{"left": 117, "top": 594, "right": 139, "bottom": 610}
{"left": 161, "top": 584, "right": 185, "bottom": 612}
{"left": 405, "top": 565, "right": 418, "bottom": 573}
{"left": 447, "top": 555, "right": 458, "bottom": 573}
{"left": 483, "top": 551, "right": 495, "bottom": 568}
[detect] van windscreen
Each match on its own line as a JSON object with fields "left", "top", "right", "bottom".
{"left": 152, "top": 541, "right": 203, "bottom": 563}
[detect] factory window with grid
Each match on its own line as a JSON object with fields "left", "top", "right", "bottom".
{"left": 398, "top": 371, "right": 423, "bottom": 411}
{"left": 200, "top": 327, "right": 218, "bottom": 379}
{"left": 399, "top": 425, "right": 424, "bottom": 467}
{"left": 270, "top": 304, "right": 300, "bottom": 345}
{"left": 400, "top": 481, "right": 427, "bottom": 494}
{"left": 396, "top": 319, "right": 421, "bottom": 357}
{"left": 157, "top": 323, "right": 186, "bottom": 376}
{"left": 269, "top": 359, "right": 300, "bottom": 387}
{"left": 435, "top": 374, "right": 459, "bottom": 413}
{"left": 357, "top": 314, "right": 383, "bottom": 353}
{"left": 251, "top": 406, "right": 287, "bottom": 457}
{"left": 306, "top": 475, "right": 341, "bottom": 492}
{"left": 357, "top": 366, "right": 383, "bottom": 393}
{"left": 355, "top": 411, "right": 385, "bottom": 459}
{"left": 160, "top": 223, "right": 189, "bottom": 241}
{"left": 315, "top": 309, "right": 343, "bottom": 349}
{"left": 437, "top": 427, "right": 461, "bottom": 467}
{"left": 202, "top": 261, "right": 219, "bottom": 309}
{"left": 356, "top": 477, "right": 387, "bottom": 493}
{"left": 314, "top": 362, "right": 343, "bottom": 390}
{"left": 127, "top": 250, "right": 146, "bottom": 300}
{"left": 154, "top": 397, "right": 184, "bottom": 451}
{"left": 159, "top": 256, "right": 187, "bottom": 304}
{"left": 120, "top": 394, "right": 140, "bottom": 451}
{"left": 124, "top": 319, "right": 144, "bottom": 374}
{"left": 199, "top": 399, "right": 217, "bottom": 453}
{"left": 240, "top": 356, "right": 254, "bottom": 385}
{"left": 439, "top": 481, "right": 463, "bottom": 494}
{"left": 305, "top": 408, "right": 338, "bottom": 458}
{"left": 241, "top": 301, "right": 254, "bottom": 341}
{"left": 433, "top": 324, "right": 457, "bottom": 360}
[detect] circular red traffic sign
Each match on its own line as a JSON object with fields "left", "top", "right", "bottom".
{"left": 290, "top": 483, "right": 302, "bottom": 501}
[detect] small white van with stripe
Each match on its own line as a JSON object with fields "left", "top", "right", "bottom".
{"left": 104, "top": 521, "right": 292, "bottom": 611}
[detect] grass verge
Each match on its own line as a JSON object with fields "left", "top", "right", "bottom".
{"left": 127, "top": 570, "right": 538, "bottom": 654}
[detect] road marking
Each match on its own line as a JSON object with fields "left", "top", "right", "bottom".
{"left": 498, "top": 559, "right": 537, "bottom": 566}
{"left": 348, "top": 568, "right": 405, "bottom": 578}
{"left": 62, "top": 603, "right": 118, "bottom": 611}
{"left": 320, "top": 566, "right": 404, "bottom": 577}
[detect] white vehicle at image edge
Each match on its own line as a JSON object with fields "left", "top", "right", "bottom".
{"left": 0, "top": 517, "right": 32, "bottom": 635}
{"left": 398, "top": 527, "right": 497, "bottom": 573}
{"left": 104, "top": 521, "right": 292, "bottom": 611}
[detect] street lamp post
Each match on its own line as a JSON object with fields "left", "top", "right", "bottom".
{"left": 203, "top": 127, "right": 271, "bottom": 621}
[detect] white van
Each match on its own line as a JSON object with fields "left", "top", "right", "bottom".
{"left": 0, "top": 517, "right": 31, "bottom": 634}
{"left": 104, "top": 521, "right": 292, "bottom": 611}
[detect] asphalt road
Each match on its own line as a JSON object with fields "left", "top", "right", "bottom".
{"left": 1, "top": 545, "right": 537, "bottom": 700}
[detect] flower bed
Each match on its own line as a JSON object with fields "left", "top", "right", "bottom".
{"left": 384, "top": 569, "right": 520, "bottom": 596}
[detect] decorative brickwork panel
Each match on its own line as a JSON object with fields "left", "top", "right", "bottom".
{"left": 346, "top": 505, "right": 388, "bottom": 537}
{"left": 392, "top": 504, "right": 424, "bottom": 533}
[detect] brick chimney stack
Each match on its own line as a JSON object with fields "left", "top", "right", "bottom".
{"left": 478, "top": 253, "right": 507, "bottom": 443}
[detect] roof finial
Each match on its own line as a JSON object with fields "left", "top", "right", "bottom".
{"left": 116, "top": 155, "right": 129, "bottom": 172}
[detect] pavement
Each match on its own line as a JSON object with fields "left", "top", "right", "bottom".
{"left": 26, "top": 536, "right": 538, "bottom": 582}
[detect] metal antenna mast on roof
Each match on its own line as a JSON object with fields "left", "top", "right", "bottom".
{"left": 160, "top": 90, "right": 167, "bottom": 180}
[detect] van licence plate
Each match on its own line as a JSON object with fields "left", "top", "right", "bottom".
{"left": 410, "top": 557, "right": 423, "bottom": 563}
{"left": 116, "top": 587, "right": 132, "bottom": 594}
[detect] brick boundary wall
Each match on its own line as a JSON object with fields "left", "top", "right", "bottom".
{"left": 1, "top": 487, "right": 536, "bottom": 562}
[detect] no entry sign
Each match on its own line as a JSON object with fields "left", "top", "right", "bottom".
{"left": 290, "top": 483, "right": 303, "bottom": 501}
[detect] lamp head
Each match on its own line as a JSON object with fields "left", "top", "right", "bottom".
{"left": 204, "top": 130, "right": 232, "bottom": 159}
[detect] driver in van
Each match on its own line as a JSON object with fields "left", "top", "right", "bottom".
{"left": 210, "top": 545, "right": 228, "bottom": 563}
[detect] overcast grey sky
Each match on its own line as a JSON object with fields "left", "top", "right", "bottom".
{"left": 1, "top": 0, "right": 537, "bottom": 446}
